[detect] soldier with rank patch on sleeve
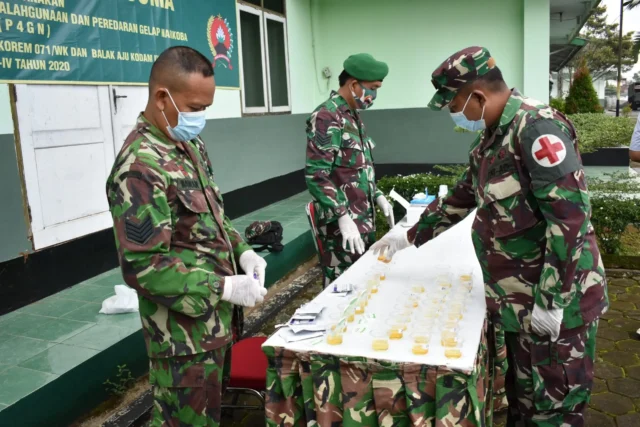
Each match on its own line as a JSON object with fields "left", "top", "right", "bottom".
{"left": 372, "top": 46, "right": 608, "bottom": 427}
{"left": 106, "top": 46, "right": 268, "bottom": 427}
{"left": 305, "top": 53, "right": 394, "bottom": 287}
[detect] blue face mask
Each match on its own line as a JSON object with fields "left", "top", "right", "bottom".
{"left": 162, "top": 90, "right": 207, "bottom": 141}
{"left": 450, "top": 93, "right": 486, "bottom": 132}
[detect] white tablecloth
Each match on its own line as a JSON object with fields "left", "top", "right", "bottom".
{"left": 263, "top": 211, "right": 486, "bottom": 373}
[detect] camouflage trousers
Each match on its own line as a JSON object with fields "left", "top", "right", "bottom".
{"left": 317, "top": 221, "right": 375, "bottom": 287}
{"left": 149, "top": 345, "right": 232, "bottom": 427}
{"left": 504, "top": 321, "right": 598, "bottom": 427}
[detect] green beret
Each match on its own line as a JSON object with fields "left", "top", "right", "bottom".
{"left": 343, "top": 53, "right": 389, "bottom": 82}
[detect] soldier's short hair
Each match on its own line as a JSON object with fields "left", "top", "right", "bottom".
{"left": 474, "top": 67, "right": 507, "bottom": 92}
{"left": 149, "top": 46, "right": 214, "bottom": 88}
{"left": 339, "top": 70, "right": 353, "bottom": 87}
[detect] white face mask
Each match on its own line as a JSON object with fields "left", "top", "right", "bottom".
{"left": 161, "top": 90, "right": 207, "bottom": 141}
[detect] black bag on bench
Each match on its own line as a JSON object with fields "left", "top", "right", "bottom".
{"left": 244, "top": 221, "right": 284, "bottom": 253}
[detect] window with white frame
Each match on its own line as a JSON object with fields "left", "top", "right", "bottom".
{"left": 237, "top": 0, "right": 291, "bottom": 114}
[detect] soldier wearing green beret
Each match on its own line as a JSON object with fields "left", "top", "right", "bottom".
{"left": 372, "top": 46, "right": 607, "bottom": 426}
{"left": 305, "top": 53, "right": 394, "bottom": 287}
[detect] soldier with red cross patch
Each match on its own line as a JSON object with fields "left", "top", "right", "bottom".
{"left": 372, "top": 46, "right": 608, "bottom": 427}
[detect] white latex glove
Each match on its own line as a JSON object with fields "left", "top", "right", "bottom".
{"left": 239, "top": 250, "right": 267, "bottom": 287}
{"left": 221, "top": 275, "right": 267, "bottom": 307}
{"left": 531, "top": 305, "right": 563, "bottom": 342}
{"left": 338, "top": 215, "right": 365, "bottom": 255}
{"left": 370, "top": 231, "right": 411, "bottom": 260}
{"left": 376, "top": 195, "right": 395, "bottom": 228}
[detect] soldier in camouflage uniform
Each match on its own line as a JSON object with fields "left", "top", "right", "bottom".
{"left": 106, "top": 46, "right": 268, "bottom": 427}
{"left": 372, "top": 47, "right": 608, "bottom": 427}
{"left": 305, "top": 53, "right": 394, "bottom": 287}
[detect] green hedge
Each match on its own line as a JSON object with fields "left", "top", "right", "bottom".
{"left": 569, "top": 114, "right": 636, "bottom": 154}
{"left": 375, "top": 165, "right": 465, "bottom": 239}
{"left": 376, "top": 170, "right": 640, "bottom": 255}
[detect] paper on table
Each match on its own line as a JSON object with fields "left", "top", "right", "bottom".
{"left": 289, "top": 323, "right": 328, "bottom": 334}
{"left": 295, "top": 303, "right": 325, "bottom": 316}
{"left": 264, "top": 210, "right": 486, "bottom": 373}
{"left": 280, "top": 329, "right": 324, "bottom": 343}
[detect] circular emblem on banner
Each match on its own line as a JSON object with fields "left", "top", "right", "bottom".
{"left": 207, "top": 15, "right": 234, "bottom": 70}
{"left": 531, "top": 134, "right": 566, "bottom": 167}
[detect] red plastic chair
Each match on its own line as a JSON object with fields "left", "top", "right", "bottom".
{"left": 305, "top": 201, "right": 324, "bottom": 263}
{"left": 223, "top": 336, "right": 268, "bottom": 411}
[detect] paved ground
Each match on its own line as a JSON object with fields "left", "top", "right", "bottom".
{"left": 606, "top": 109, "right": 639, "bottom": 119}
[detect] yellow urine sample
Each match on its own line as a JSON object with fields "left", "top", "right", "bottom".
{"left": 355, "top": 306, "right": 365, "bottom": 315}
{"left": 347, "top": 314, "right": 355, "bottom": 322}
{"left": 441, "top": 330, "right": 456, "bottom": 340}
{"left": 327, "top": 334, "right": 343, "bottom": 345}
{"left": 377, "top": 255, "right": 391, "bottom": 264}
{"left": 372, "top": 339, "right": 389, "bottom": 351}
{"left": 412, "top": 345, "right": 429, "bottom": 355}
{"left": 411, "top": 286, "right": 425, "bottom": 293}
{"left": 441, "top": 337, "right": 459, "bottom": 347}
{"left": 460, "top": 274, "right": 472, "bottom": 282}
{"left": 413, "top": 335, "right": 430, "bottom": 344}
{"left": 371, "top": 287, "right": 379, "bottom": 294}
{"left": 380, "top": 274, "right": 386, "bottom": 281}
{"left": 388, "top": 328, "right": 403, "bottom": 340}
{"left": 447, "top": 312, "right": 463, "bottom": 321}
{"left": 445, "top": 349, "right": 462, "bottom": 359}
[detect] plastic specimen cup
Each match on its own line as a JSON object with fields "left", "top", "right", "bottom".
{"left": 412, "top": 344, "right": 429, "bottom": 355}
{"left": 388, "top": 327, "right": 404, "bottom": 340}
{"left": 372, "top": 339, "right": 389, "bottom": 351}
{"left": 326, "top": 330, "right": 343, "bottom": 345}
{"left": 445, "top": 349, "right": 462, "bottom": 359}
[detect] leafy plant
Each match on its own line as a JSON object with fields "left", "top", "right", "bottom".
{"left": 587, "top": 172, "right": 640, "bottom": 194}
{"left": 104, "top": 364, "right": 135, "bottom": 397}
{"left": 568, "top": 113, "right": 636, "bottom": 153}
{"left": 590, "top": 195, "right": 640, "bottom": 255}
{"left": 622, "top": 105, "right": 632, "bottom": 118}
{"left": 375, "top": 165, "right": 466, "bottom": 238}
{"left": 565, "top": 61, "right": 603, "bottom": 114}
{"left": 549, "top": 97, "right": 566, "bottom": 113}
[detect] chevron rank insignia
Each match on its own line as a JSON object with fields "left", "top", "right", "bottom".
{"left": 124, "top": 216, "right": 154, "bottom": 245}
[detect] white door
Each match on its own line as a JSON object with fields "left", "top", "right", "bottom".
{"left": 110, "top": 86, "right": 148, "bottom": 155}
{"left": 14, "top": 84, "right": 116, "bottom": 249}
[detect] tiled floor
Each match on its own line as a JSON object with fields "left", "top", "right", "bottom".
{"left": 0, "top": 269, "right": 140, "bottom": 407}
{"left": 0, "top": 192, "right": 312, "bottom": 412}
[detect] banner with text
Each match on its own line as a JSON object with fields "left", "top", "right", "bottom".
{"left": 0, "top": 0, "right": 240, "bottom": 87}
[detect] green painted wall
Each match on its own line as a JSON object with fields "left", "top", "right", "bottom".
{"left": 361, "top": 108, "right": 475, "bottom": 164}
{"left": 200, "top": 115, "right": 306, "bottom": 192}
{"left": 523, "top": 0, "right": 550, "bottom": 103}
{"left": 311, "top": 0, "right": 525, "bottom": 110}
{"left": 0, "top": 134, "right": 31, "bottom": 263}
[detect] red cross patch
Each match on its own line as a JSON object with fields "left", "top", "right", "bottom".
{"left": 531, "top": 134, "right": 566, "bottom": 167}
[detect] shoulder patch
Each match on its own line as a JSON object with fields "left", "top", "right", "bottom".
{"left": 125, "top": 216, "right": 154, "bottom": 245}
{"left": 531, "top": 134, "right": 566, "bottom": 167}
{"left": 520, "top": 119, "right": 580, "bottom": 189}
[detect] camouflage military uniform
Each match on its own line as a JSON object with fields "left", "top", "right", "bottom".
{"left": 106, "top": 115, "right": 251, "bottom": 427}
{"left": 305, "top": 91, "right": 382, "bottom": 286}
{"left": 408, "top": 47, "right": 608, "bottom": 426}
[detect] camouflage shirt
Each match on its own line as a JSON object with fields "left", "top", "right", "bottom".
{"left": 106, "top": 115, "right": 251, "bottom": 358}
{"left": 408, "top": 91, "right": 608, "bottom": 334}
{"left": 305, "top": 91, "right": 383, "bottom": 233}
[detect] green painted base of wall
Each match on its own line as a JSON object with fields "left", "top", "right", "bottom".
{"left": 264, "top": 231, "right": 315, "bottom": 288}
